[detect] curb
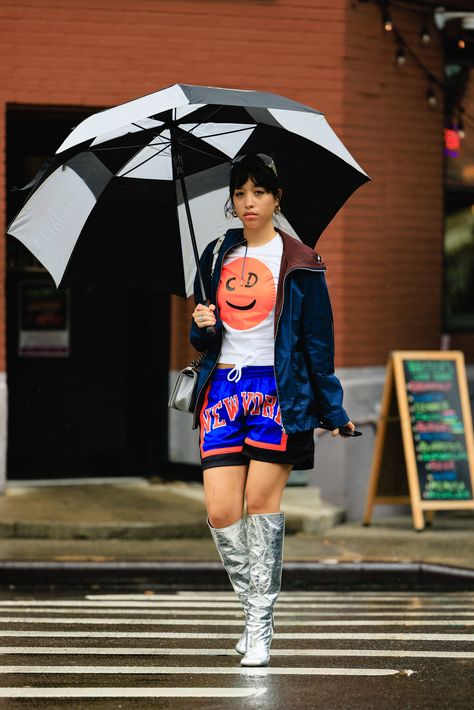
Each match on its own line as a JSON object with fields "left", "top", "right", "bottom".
{"left": 1, "top": 560, "right": 473, "bottom": 590}
{"left": 0, "top": 513, "right": 340, "bottom": 540}
{"left": 0, "top": 522, "right": 210, "bottom": 541}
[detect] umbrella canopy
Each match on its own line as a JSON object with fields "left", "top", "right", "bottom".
{"left": 7, "top": 83, "right": 370, "bottom": 298}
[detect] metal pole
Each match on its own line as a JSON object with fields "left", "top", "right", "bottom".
{"left": 173, "top": 142, "right": 215, "bottom": 333}
{"left": 178, "top": 173, "right": 207, "bottom": 304}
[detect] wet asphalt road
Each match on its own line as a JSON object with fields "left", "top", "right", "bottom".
{"left": 0, "top": 588, "right": 472, "bottom": 709}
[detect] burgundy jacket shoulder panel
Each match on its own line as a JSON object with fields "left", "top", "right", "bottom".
{"left": 276, "top": 228, "right": 326, "bottom": 274}
{"left": 274, "top": 228, "right": 326, "bottom": 328}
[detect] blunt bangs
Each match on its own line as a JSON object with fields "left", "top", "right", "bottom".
{"left": 231, "top": 162, "right": 279, "bottom": 194}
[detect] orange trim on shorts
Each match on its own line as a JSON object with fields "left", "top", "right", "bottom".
{"left": 244, "top": 432, "right": 288, "bottom": 451}
{"left": 201, "top": 445, "right": 244, "bottom": 459}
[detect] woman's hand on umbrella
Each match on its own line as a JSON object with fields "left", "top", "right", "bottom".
{"left": 331, "top": 421, "right": 356, "bottom": 437}
{"left": 193, "top": 303, "right": 217, "bottom": 328}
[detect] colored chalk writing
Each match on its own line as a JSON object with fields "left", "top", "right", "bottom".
{"left": 364, "top": 351, "right": 474, "bottom": 531}
{"left": 403, "top": 359, "right": 472, "bottom": 501}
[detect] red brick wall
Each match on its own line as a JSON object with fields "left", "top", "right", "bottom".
{"left": 1, "top": 0, "right": 470, "bottom": 376}
{"left": 340, "top": 0, "right": 446, "bottom": 366}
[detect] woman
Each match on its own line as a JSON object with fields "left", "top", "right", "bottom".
{"left": 189, "top": 152, "right": 355, "bottom": 667}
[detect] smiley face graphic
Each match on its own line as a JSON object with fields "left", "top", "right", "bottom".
{"left": 218, "top": 256, "right": 276, "bottom": 330}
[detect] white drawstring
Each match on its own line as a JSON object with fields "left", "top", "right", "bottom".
{"left": 227, "top": 354, "right": 254, "bottom": 382}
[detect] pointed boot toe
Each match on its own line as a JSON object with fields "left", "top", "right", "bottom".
{"left": 240, "top": 638, "right": 271, "bottom": 667}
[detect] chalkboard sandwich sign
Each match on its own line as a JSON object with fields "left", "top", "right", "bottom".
{"left": 364, "top": 351, "right": 474, "bottom": 531}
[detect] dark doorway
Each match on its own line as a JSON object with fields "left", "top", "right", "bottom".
{"left": 6, "top": 105, "right": 170, "bottom": 479}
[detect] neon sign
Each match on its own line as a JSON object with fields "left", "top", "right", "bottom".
{"left": 444, "top": 127, "right": 461, "bottom": 158}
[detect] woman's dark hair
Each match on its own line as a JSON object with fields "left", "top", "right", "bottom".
{"left": 224, "top": 152, "right": 282, "bottom": 218}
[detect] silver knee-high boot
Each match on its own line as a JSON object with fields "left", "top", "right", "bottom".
{"left": 207, "top": 517, "right": 249, "bottom": 655}
{"left": 241, "top": 512, "right": 285, "bottom": 667}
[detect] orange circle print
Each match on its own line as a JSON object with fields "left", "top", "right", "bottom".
{"left": 217, "top": 256, "right": 276, "bottom": 330}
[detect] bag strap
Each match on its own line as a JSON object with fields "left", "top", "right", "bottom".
{"left": 211, "top": 233, "right": 226, "bottom": 277}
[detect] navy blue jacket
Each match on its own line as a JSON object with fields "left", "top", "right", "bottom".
{"left": 189, "top": 227, "right": 349, "bottom": 434}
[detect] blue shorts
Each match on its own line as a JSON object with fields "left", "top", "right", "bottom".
{"left": 199, "top": 366, "right": 315, "bottom": 470}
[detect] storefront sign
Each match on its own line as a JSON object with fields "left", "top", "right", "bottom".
{"left": 18, "top": 281, "right": 70, "bottom": 357}
{"left": 364, "top": 351, "right": 474, "bottom": 530}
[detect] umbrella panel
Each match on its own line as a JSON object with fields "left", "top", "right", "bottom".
{"left": 192, "top": 123, "right": 369, "bottom": 245}
{"left": 60, "top": 177, "right": 186, "bottom": 296}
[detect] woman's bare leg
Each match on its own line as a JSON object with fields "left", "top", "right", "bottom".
{"left": 245, "top": 460, "right": 292, "bottom": 513}
{"left": 203, "top": 465, "right": 248, "bottom": 528}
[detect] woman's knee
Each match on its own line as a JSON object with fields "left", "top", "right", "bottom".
{"left": 203, "top": 465, "right": 247, "bottom": 528}
{"left": 245, "top": 490, "right": 278, "bottom": 515}
{"left": 207, "top": 507, "right": 243, "bottom": 529}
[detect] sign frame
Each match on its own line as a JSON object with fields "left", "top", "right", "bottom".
{"left": 364, "top": 351, "right": 474, "bottom": 531}
{"left": 18, "top": 280, "right": 71, "bottom": 358}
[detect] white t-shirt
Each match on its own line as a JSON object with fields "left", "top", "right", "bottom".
{"left": 217, "top": 233, "right": 283, "bottom": 380}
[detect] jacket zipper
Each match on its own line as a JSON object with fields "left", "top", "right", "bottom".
{"left": 193, "top": 238, "right": 246, "bottom": 425}
{"left": 273, "top": 265, "right": 326, "bottom": 433}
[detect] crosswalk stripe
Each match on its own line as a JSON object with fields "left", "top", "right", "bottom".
{"left": 0, "top": 687, "right": 267, "bottom": 698}
{"left": 2, "top": 590, "right": 470, "bottom": 701}
{"left": 86, "top": 593, "right": 474, "bottom": 602}
{"left": 1, "top": 601, "right": 473, "bottom": 610}
{"left": 0, "top": 607, "right": 474, "bottom": 623}
{"left": 2, "top": 630, "right": 472, "bottom": 640}
{"left": 0, "top": 665, "right": 408, "bottom": 676}
{"left": 1, "top": 607, "right": 472, "bottom": 617}
{"left": 0, "top": 647, "right": 472, "bottom": 659}
{"left": 1, "top": 616, "right": 473, "bottom": 626}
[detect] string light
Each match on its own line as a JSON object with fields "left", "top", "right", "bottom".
{"left": 427, "top": 85, "right": 437, "bottom": 107}
{"left": 395, "top": 45, "right": 406, "bottom": 66}
{"left": 420, "top": 20, "right": 430, "bottom": 44}
{"left": 382, "top": 4, "right": 393, "bottom": 31}
{"left": 364, "top": 1, "right": 474, "bottom": 130}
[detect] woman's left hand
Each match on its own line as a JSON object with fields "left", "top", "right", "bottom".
{"left": 331, "top": 421, "right": 356, "bottom": 437}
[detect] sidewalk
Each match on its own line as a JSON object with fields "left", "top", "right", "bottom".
{"left": 0, "top": 478, "right": 473, "bottom": 572}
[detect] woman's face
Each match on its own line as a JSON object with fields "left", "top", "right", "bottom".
{"left": 232, "top": 178, "right": 280, "bottom": 229}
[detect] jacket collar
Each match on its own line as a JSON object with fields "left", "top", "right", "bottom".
{"left": 222, "top": 227, "right": 325, "bottom": 334}
{"left": 223, "top": 227, "right": 326, "bottom": 275}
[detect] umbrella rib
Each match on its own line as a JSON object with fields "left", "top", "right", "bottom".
{"left": 92, "top": 125, "right": 251, "bottom": 152}
{"left": 92, "top": 122, "right": 169, "bottom": 152}
{"left": 118, "top": 136, "right": 232, "bottom": 178}
{"left": 177, "top": 141, "right": 229, "bottom": 162}
{"left": 98, "top": 113, "right": 254, "bottom": 178}
{"left": 93, "top": 143, "right": 165, "bottom": 152}
{"left": 180, "top": 126, "right": 254, "bottom": 140}
{"left": 179, "top": 104, "right": 224, "bottom": 135}
{"left": 118, "top": 140, "right": 173, "bottom": 178}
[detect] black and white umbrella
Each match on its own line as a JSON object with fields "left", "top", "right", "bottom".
{"left": 7, "top": 83, "right": 369, "bottom": 299}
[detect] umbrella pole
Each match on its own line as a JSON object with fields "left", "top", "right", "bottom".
{"left": 178, "top": 173, "right": 215, "bottom": 335}
{"left": 178, "top": 174, "right": 207, "bottom": 302}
